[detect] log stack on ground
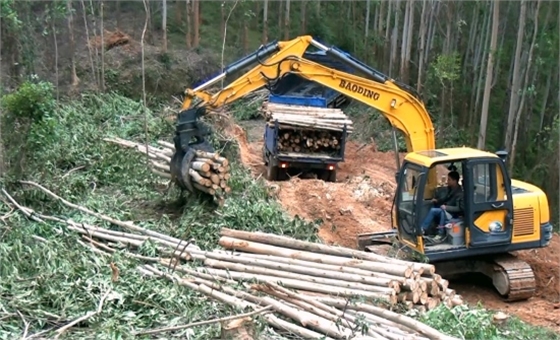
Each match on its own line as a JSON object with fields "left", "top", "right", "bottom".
{"left": 103, "top": 137, "right": 232, "bottom": 202}
{"left": 261, "top": 102, "right": 353, "bottom": 155}
{"left": 215, "top": 228, "right": 465, "bottom": 313}
{"left": 9, "top": 182, "right": 462, "bottom": 340}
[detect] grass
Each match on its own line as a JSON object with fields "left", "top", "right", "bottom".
{"left": 0, "top": 81, "right": 559, "bottom": 339}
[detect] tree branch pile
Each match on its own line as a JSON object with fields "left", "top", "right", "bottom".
{"left": 103, "top": 137, "right": 231, "bottom": 200}
{"left": 261, "top": 102, "right": 353, "bottom": 155}
{"left": 6, "top": 182, "right": 462, "bottom": 340}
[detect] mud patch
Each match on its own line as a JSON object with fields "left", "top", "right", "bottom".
{"left": 517, "top": 234, "right": 560, "bottom": 301}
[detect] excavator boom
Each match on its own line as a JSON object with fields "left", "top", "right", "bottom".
{"left": 179, "top": 35, "right": 436, "bottom": 154}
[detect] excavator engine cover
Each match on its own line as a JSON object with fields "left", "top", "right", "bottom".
{"left": 169, "top": 107, "right": 215, "bottom": 192}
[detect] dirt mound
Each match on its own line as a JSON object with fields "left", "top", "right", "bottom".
{"left": 517, "top": 234, "right": 560, "bottom": 301}
{"left": 89, "top": 30, "right": 131, "bottom": 51}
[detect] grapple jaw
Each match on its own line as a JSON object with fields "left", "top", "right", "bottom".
{"left": 169, "top": 107, "right": 215, "bottom": 192}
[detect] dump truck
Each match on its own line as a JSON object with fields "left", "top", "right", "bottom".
{"left": 261, "top": 50, "right": 355, "bottom": 182}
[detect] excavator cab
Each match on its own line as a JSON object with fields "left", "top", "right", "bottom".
{"left": 393, "top": 148, "right": 516, "bottom": 259}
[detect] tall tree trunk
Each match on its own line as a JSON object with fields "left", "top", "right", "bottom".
{"left": 504, "top": 0, "right": 527, "bottom": 151}
{"left": 383, "top": 0, "right": 392, "bottom": 68}
{"left": 278, "top": 0, "right": 283, "bottom": 33}
{"left": 300, "top": 0, "right": 306, "bottom": 34}
{"left": 174, "top": 0, "right": 182, "bottom": 26}
{"left": 469, "top": 2, "right": 491, "bottom": 136}
{"left": 100, "top": 1, "right": 105, "bottom": 92}
{"left": 262, "top": 0, "right": 268, "bottom": 43}
{"left": 424, "top": 1, "right": 439, "bottom": 66}
{"left": 88, "top": 0, "right": 101, "bottom": 90}
{"left": 538, "top": 72, "right": 552, "bottom": 132}
{"left": 389, "top": 0, "right": 400, "bottom": 77}
{"left": 67, "top": 0, "right": 79, "bottom": 87}
{"left": 365, "top": 0, "right": 371, "bottom": 38}
{"left": 477, "top": 0, "right": 499, "bottom": 150}
{"left": 80, "top": 0, "right": 98, "bottom": 90}
{"left": 186, "top": 0, "right": 192, "bottom": 48}
{"left": 416, "top": 0, "right": 427, "bottom": 93}
{"left": 141, "top": 0, "right": 149, "bottom": 107}
{"left": 220, "top": 2, "right": 225, "bottom": 42}
{"left": 404, "top": 0, "right": 414, "bottom": 83}
{"left": 116, "top": 0, "right": 120, "bottom": 29}
{"left": 162, "top": 0, "right": 168, "bottom": 52}
{"left": 192, "top": 0, "right": 199, "bottom": 48}
{"left": 51, "top": 16, "right": 59, "bottom": 101}
{"left": 510, "top": 0, "right": 541, "bottom": 170}
{"left": 284, "top": 0, "right": 290, "bottom": 40}
{"left": 243, "top": 21, "right": 249, "bottom": 53}
{"left": 399, "top": 0, "right": 410, "bottom": 81}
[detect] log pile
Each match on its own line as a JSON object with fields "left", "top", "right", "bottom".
{"left": 8, "top": 182, "right": 462, "bottom": 340}
{"left": 261, "top": 102, "right": 353, "bottom": 155}
{"left": 261, "top": 102, "right": 354, "bottom": 133}
{"left": 103, "top": 137, "right": 231, "bottom": 201}
{"left": 215, "top": 229, "right": 465, "bottom": 313}
{"left": 275, "top": 129, "right": 343, "bottom": 154}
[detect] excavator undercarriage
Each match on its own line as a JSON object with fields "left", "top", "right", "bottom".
{"left": 357, "top": 232, "right": 537, "bottom": 302}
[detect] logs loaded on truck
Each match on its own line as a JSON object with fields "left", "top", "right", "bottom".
{"left": 260, "top": 101, "right": 353, "bottom": 182}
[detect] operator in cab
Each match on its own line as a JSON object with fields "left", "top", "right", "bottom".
{"left": 421, "top": 171, "right": 463, "bottom": 241}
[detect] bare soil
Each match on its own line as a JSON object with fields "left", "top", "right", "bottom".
{"left": 231, "top": 119, "right": 560, "bottom": 332}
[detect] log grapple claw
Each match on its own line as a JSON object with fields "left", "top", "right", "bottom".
{"left": 169, "top": 107, "right": 215, "bottom": 192}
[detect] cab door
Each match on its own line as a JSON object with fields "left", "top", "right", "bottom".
{"left": 395, "top": 162, "right": 426, "bottom": 249}
{"left": 464, "top": 158, "right": 514, "bottom": 247}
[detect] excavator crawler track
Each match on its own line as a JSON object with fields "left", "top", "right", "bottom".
{"left": 491, "top": 254, "right": 536, "bottom": 302}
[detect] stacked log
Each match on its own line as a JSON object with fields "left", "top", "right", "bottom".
{"left": 215, "top": 228, "right": 464, "bottom": 313}
{"left": 103, "top": 137, "right": 232, "bottom": 202}
{"left": 275, "top": 128, "right": 342, "bottom": 154}
{"left": 11, "top": 181, "right": 462, "bottom": 340}
{"left": 261, "top": 102, "right": 353, "bottom": 155}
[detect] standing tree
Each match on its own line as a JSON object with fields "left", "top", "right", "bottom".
{"left": 504, "top": 1, "right": 527, "bottom": 152}
{"left": 262, "top": 0, "right": 268, "bottom": 43}
{"left": 509, "top": 0, "right": 541, "bottom": 170}
{"left": 162, "top": 0, "right": 168, "bottom": 52}
{"left": 477, "top": 0, "right": 499, "bottom": 150}
{"left": 66, "top": 0, "right": 79, "bottom": 88}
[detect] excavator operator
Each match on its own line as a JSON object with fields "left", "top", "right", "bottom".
{"left": 421, "top": 171, "right": 464, "bottom": 240}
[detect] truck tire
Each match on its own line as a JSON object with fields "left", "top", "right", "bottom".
{"left": 320, "top": 169, "right": 337, "bottom": 182}
{"left": 262, "top": 145, "right": 268, "bottom": 165}
{"left": 266, "top": 163, "right": 278, "bottom": 181}
{"left": 327, "top": 170, "right": 337, "bottom": 182}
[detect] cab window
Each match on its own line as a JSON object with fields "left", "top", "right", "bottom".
{"left": 400, "top": 166, "right": 422, "bottom": 204}
{"left": 473, "top": 163, "right": 497, "bottom": 203}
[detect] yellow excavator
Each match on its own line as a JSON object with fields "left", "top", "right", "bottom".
{"left": 170, "top": 35, "right": 553, "bottom": 302}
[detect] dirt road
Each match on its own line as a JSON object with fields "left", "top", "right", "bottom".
{"left": 230, "top": 120, "right": 560, "bottom": 332}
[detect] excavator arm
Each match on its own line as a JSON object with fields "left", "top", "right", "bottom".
{"left": 171, "top": 35, "right": 436, "bottom": 191}
{"left": 170, "top": 36, "right": 315, "bottom": 190}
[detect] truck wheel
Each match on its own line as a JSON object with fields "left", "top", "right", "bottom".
{"left": 320, "top": 170, "right": 337, "bottom": 182}
{"left": 327, "top": 170, "right": 337, "bottom": 182}
{"left": 266, "top": 163, "right": 278, "bottom": 181}
{"left": 262, "top": 146, "right": 268, "bottom": 165}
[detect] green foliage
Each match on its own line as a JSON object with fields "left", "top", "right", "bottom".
{"left": 419, "top": 305, "right": 560, "bottom": 340}
{"left": 1, "top": 78, "right": 56, "bottom": 121}
{"left": 0, "top": 80, "right": 318, "bottom": 338}
{"left": 432, "top": 52, "right": 462, "bottom": 84}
